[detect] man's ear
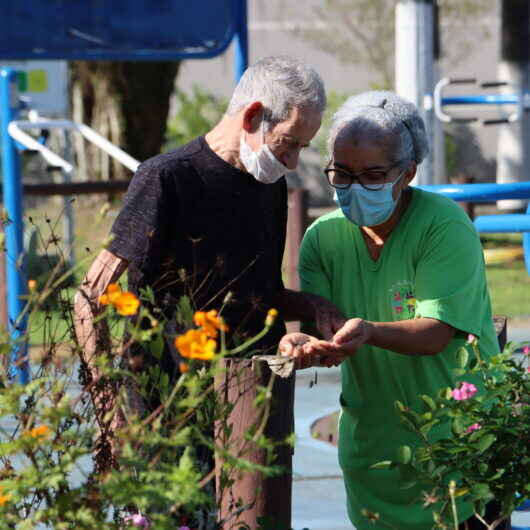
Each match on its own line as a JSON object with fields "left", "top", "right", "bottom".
{"left": 242, "top": 101, "right": 264, "bottom": 133}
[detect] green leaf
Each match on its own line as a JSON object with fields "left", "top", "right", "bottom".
{"left": 419, "top": 419, "right": 440, "bottom": 437}
{"left": 420, "top": 394, "right": 437, "bottom": 411}
{"left": 394, "top": 400, "right": 406, "bottom": 412}
{"left": 397, "top": 445, "right": 412, "bottom": 464}
{"left": 149, "top": 333, "right": 164, "bottom": 359}
{"left": 452, "top": 368, "right": 467, "bottom": 377}
{"left": 456, "top": 346, "right": 469, "bottom": 368}
{"left": 475, "top": 433, "right": 496, "bottom": 453}
{"left": 469, "top": 482, "right": 491, "bottom": 501}
{"left": 371, "top": 460, "right": 393, "bottom": 470}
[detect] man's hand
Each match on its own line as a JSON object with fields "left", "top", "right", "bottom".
{"left": 309, "top": 295, "right": 347, "bottom": 340}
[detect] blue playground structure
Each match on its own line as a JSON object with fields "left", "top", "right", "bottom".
{"left": 420, "top": 181, "right": 530, "bottom": 275}
{"left": 1, "top": 0, "right": 248, "bottom": 384}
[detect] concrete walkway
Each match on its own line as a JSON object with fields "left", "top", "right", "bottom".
{"left": 292, "top": 325, "right": 530, "bottom": 530}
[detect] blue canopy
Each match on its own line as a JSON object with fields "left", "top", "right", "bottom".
{"left": 0, "top": 0, "right": 240, "bottom": 60}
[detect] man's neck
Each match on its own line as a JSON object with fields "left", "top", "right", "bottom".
{"left": 205, "top": 116, "right": 245, "bottom": 171}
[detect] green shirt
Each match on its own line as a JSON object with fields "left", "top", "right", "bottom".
{"left": 299, "top": 188, "right": 498, "bottom": 530}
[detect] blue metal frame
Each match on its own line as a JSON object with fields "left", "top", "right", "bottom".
{"left": 442, "top": 94, "right": 519, "bottom": 106}
{"left": 234, "top": 0, "right": 248, "bottom": 83}
{"left": 0, "top": 68, "right": 29, "bottom": 384}
{"left": 420, "top": 182, "right": 530, "bottom": 275}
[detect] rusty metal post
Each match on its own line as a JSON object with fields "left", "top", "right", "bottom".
{"left": 286, "top": 189, "right": 308, "bottom": 291}
{"left": 215, "top": 357, "right": 295, "bottom": 530}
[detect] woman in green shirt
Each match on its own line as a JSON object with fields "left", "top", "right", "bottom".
{"left": 279, "top": 91, "right": 503, "bottom": 529}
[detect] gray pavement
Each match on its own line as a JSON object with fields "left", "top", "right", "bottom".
{"left": 291, "top": 324, "right": 530, "bottom": 530}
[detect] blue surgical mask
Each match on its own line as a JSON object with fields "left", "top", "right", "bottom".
{"left": 336, "top": 172, "right": 405, "bottom": 227}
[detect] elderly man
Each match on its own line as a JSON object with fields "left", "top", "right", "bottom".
{"left": 74, "top": 56, "right": 344, "bottom": 468}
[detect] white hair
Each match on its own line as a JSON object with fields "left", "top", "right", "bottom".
{"left": 328, "top": 91, "right": 429, "bottom": 165}
{"left": 226, "top": 56, "right": 326, "bottom": 127}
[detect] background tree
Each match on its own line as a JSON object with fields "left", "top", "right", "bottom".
{"left": 290, "top": 0, "right": 496, "bottom": 89}
{"left": 70, "top": 61, "right": 180, "bottom": 181}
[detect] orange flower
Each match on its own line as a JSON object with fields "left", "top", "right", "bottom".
{"left": 193, "top": 310, "right": 228, "bottom": 338}
{"left": 99, "top": 283, "right": 122, "bottom": 305}
{"left": 23, "top": 424, "right": 51, "bottom": 440}
{"left": 179, "top": 362, "right": 189, "bottom": 373}
{"left": 27, "top": 279, "right": 37, "bottom": 291}
{"left": 99, "top": 283, "right": 140, "bottom": 316}
{"left": 113, "top": 292, "right": 140, "bottom": 316}
{"left": 175, "top": 329, "right": 216, "bottom": 361}
{"left": 0, "top": 486, "right": 11, "bottom": 507}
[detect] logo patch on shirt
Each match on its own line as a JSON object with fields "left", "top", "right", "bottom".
{"left": 389, "top": 281, "right": 416, "bottom": 320}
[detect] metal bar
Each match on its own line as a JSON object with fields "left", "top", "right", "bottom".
{"left": 418, "top": 182, "right": 530, "bottom": 202}
{"left": 9, "top": 181, "right": 130, "bottom": 197}
{"left": 234, "top": 0, "right": 248, "bottom": 83}
{"left": 0, "top": 68, "right": 29, "bottom": 384}
{"left": 474, "top": 214, "right": 530, "bottom": 233}
{"left": 8, "top": 120, "right": 140, "bottom": 173}
{"left": 442, "top": 95, "right": 519, "bottom": 105}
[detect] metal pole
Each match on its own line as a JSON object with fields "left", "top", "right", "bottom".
{"left": 497, "top": 0, "right": 530, "bottom": 211}
{"left": 395, "top": 0, "right": 435, "bottom": 185}
{"left": 0, "top": 68, "right": 29, "bottom": 384}
{"left": 234, "top": 0, "right": 248, "bottom": 83}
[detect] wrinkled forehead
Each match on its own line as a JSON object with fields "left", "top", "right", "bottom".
{"left": 271, "top": 105, "right": 322, "bottom": 142}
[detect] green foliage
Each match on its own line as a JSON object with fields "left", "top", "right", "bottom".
{"left": 313, "top": 91, "right": 349, "bottom": 163}
{"left": 0, "top": 243, "right": 288, "bottom": 528}
{"left": 372, "top": 339, "right": 530, "bottom": 529}
{"left": 164, "top": 86, "right": 228, "bottom": 151}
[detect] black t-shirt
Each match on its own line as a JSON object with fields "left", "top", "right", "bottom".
{"left": 108, "top": 136, "right": 287, "bottom": 359}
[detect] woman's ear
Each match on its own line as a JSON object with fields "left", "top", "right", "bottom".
{"left": 403, "top": 161, "right": 417, "bottom": 187}
{"left": 242, "top": 101, "right": 264, "bottom": 133}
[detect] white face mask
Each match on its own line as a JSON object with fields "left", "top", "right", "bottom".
{"left": 239, "top": 121, "right": 288, "bottom": 184}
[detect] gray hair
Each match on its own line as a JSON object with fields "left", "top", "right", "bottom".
{"left": 328, "top": 91, "right": 429, "bottom": 165}
{"left": 226, "top": 56, "right": 326, "bottom": 127}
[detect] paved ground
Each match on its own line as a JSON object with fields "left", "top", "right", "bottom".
{"left": 291, "top": 325, "right": 530, "bottom": 530}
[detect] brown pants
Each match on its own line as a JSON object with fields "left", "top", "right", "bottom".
{"left": 459, "top": 501, "right": 511, "bottom": 529}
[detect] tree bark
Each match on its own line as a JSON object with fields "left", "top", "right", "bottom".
{"left": 70, "top": 61, "right": 180, "bottom": 181}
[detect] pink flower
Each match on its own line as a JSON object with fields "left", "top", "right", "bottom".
{"left": 466, "top": 334, "right": 476, "bottom": 345}
{"left": 527, "top": 367, "right": 530, "bottom": 374}
{"left": 466, "top": 423, "right": 481, "bottom": 433}
{"left": 451, "top": 382, "right": 478, "bottom": 401}
{"left": 124, "top": 513, "right": 151, "bottom": 528}
{"left": 523, "top": 346, "right": 530, "bottom": 355}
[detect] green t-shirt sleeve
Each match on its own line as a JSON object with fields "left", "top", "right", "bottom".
{"left": 414, "top": 220, "right": 486, "bottom": 338}
{"left": 298, "top": 226, "right": 332, "bottom": 301}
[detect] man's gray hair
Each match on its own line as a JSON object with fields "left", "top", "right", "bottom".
{"left": 328, "top": 91, "right": 429, "bottom": 165}
{"left": 226, "top": 56, "right": 326, "bottom": 126}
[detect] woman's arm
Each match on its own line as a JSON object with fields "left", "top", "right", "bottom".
{"left": 303, "top": 317, "right": 455, "bottom": 359}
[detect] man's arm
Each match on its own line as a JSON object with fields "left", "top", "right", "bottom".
{"left": 74, "top": 248, "right": 145, "bottom": 470}
{"left": 275, "top": 288, "right": 346, "bottom": 340}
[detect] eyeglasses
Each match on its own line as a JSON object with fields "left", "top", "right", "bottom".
{"left": 324, "top": 160, "right": 405, "bottom": 191}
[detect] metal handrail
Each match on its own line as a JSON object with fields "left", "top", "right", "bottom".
{"left": 7, "top": 119, "right": 140, "bottom": 173}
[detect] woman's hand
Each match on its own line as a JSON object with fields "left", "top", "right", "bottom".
{"left": 303, "top": 318, "right": 372, "bottom": 360}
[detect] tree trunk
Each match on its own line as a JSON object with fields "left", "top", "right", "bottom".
{"left": 70, "top": 61, "right": 180, "bottom": 181}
